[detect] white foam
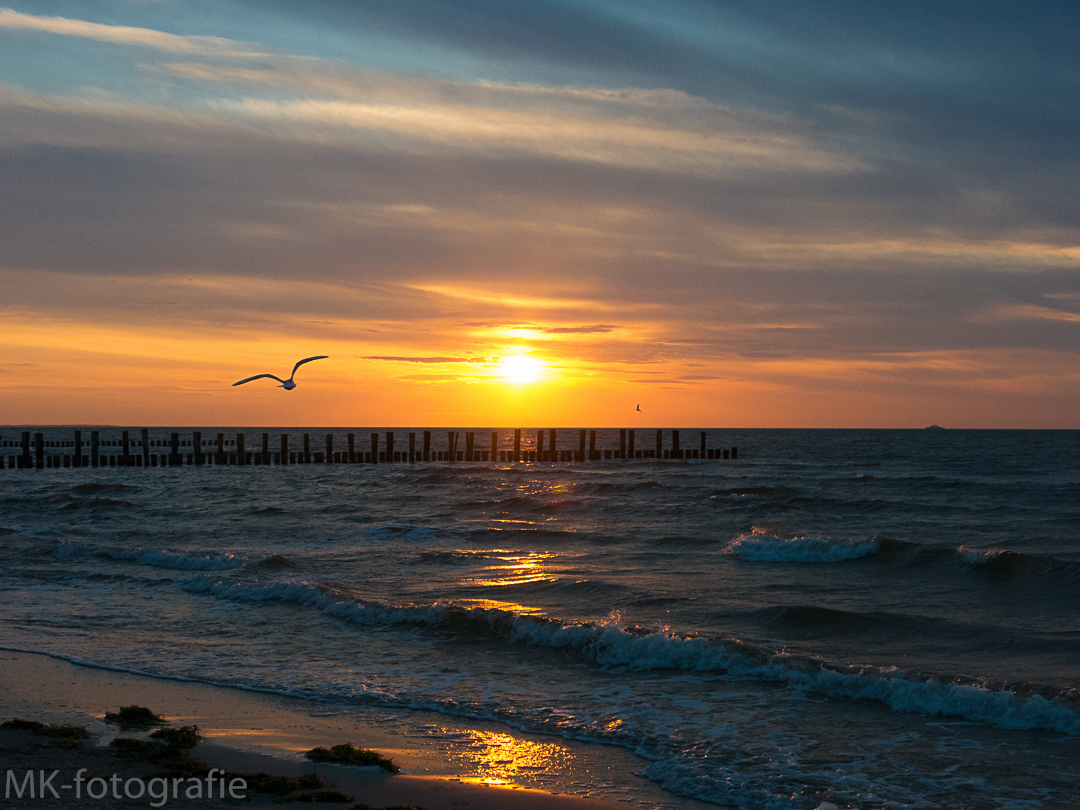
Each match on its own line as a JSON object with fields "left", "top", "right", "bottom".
{"left": 725, "top": 532, "right": 879, "bottom": 563}
{"left": 185, "top": 577, "right": 1080, "bottom": 736}
{"left": 956, "top": 545, "right": 1007, "bottom": 564}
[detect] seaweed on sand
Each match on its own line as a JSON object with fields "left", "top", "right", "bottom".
{"left": 305, "top": 743, "right": 400, "bottom": 772}
{"left": 240, "top": 773, "right": 324, "bottom": 795}
{"left": 108, "top": 731, "right": 326, "bottom": 795}
{"left": 1, "top": 719, "right": 90, "bottom": 748}
{"left": 108, "top": 723, "right": 203, "bottom": 775}
{"left": 282, "top": 790, "right": 354, "bottom": 803}
{"left": 103, "top": 705, "right": 166, "bottom": 727}
{"left": 149, "top": 725, "right": 202, "bottom": 748}
{"left": 108, "top": 737, "right": 210, "bottom": 777}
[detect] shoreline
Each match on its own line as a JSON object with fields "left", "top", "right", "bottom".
{"left": 0, "top": 650, "right": 697, "bottom": 809}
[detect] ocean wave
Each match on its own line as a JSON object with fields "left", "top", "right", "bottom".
{"left": 710, "top": 485, "right": 796, "bottom": 500}
{"left": 56, "top": 540, "right": 243, "bottom": 571}
{"left": 185, "top": 576, "right": 1080, "bottom": 735}
{"left": 956, "top": 545, "right": 1080, "bottom": 586}
{"left": 725, "top": 532, "right": 880, "bottom": 563}
{"left": 956, "top": 545, "right": 1007, "bottom": 564}
{"left": 252, "top": 553, "right": 297, "bottom": 571}
{"left": 755, "top": 604, "right": 963, "bottom": 640}
{"left": 364, "top": 523, "right": 586, "bottom": 545}
{"left": 870, "top": 540, "right": 1080, "bottom": 586}
{"left": 413, "top": 550, "right": 501, "bottom": 565}
{"left": 66, "top": 483, "right": 140, "bottom": 496}
{"left": 364, "top": 524, "right": 444, "bottom": 542}
{"left": 58, "top": 497, "right": 136, "bottom": 510}
{"left": 569, "top": 481, "right": 662, "bottom": 495}
{"left": 183, "top": 577, "right": 449, "bottom": 626}
{"left": 531, "top": 499, "right": 582, "bottom": 513}
{"left": 457, "top": 495, "right": 539, "bottom": 511}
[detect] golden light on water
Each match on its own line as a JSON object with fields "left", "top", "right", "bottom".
{"left": 497, "top": 354, "right": 544, "bottom": 384}
{"left": 469, "top": 551, "right": 558, "bottom": 588}
{"left": 438, "top": 729, "right": 572, "bottom": 787}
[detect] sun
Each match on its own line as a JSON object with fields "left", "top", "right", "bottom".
{"left": 497, "top": 354, "right": 543, "bottom": 384}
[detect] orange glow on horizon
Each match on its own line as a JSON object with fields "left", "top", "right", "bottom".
{"left": 2, "top": 293, "right": 1080, "bottom": 429}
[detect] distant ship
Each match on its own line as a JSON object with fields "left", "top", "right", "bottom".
{"left": 925, "top": 424, "right": 944, "bottom": 430}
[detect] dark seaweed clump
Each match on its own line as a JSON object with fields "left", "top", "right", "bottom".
{"left": 109, "top": 735, "right": 327, "bottom": 791}
{"left": 1, "top": 719, "right": 90, "bottom": 748}
{"left": 104, "top": 705, "right": 166, "bottom": 727}
{"left": 108, "top": 715, "right": 203, "bottom": 776}
{"left": 149, "top": 725, "right": 202, "bottom": 748}
{"left": 242, "top": 773, "right": 324, "bottom": 796}
{"left": 305, "top": 743, "right": 400, "bottom": 772}
{"left": 283, "top": 790, "right": 354, "bottom": 803}
{"left": 108, "top": 737, "right": 208, "bottom": 777}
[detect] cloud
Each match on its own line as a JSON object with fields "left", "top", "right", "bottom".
{"left": 0, "top": 8, "right": 267, "bottom": 57}
{"left": 363, "top": 356, "right": 479, "bottom": 363}
{"left": 215, "top": 95, "right": 859, "bottom": 176}
{"left": 973, "top": 304, "right": 1080, "bottom": 325}
{"left": 1, "top": 4, "right": 1078, "bottom": 425}
{"left": 540, "top": 324, "right": 620, "bottom": 334}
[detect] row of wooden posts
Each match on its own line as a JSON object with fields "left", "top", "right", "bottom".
{"left": 2, "top": 429, "right": 738, "bottom": 469}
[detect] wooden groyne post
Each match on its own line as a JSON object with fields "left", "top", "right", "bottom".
{"left": 4, "top": 428, "right": 740, "bottom": 469}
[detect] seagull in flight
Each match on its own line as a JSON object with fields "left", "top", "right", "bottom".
{"left": 233, "top": 356, "right": 328, "bottom": 391}
{"left": 636, "top": 404, "right": 641, "bottom": 412}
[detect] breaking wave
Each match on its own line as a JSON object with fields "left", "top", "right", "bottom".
{"left": 57, "top": 540, "right": 243, "bottom": 571}
{"left": 183, "top": 575, "right": 1080, "bottom": 735}
{"left": 725, "top": 531, "right": 880, "bottom": 562}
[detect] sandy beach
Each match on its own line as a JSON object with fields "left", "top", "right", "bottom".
{"left": 0, "top": 650, "right": 659, "bottom": 810}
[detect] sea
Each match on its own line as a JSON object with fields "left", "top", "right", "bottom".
{"left": 1, "top": 427, "right": 1078, "bottom": 809}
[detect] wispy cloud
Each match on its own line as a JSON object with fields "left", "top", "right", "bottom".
{"left": 973, "top": 304, "right": 1080, "bottom": 324}
{"left": 363, "top": 356, "right": 480, "bottom": 364}
{"left": 540, "top": 324, "right": 621, "bottom": 334}
{"left": 218, "top": 96, "right": 859, "bottom": 175}
{"left": 0, "top": 8, "right": 267, "bottom": 57}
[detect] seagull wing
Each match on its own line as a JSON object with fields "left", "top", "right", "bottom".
{"left": 290, "top": 355, "right": 329, "bottom": 379}
{"left": 233, "top": 374, "right": 286, "bottom": 387}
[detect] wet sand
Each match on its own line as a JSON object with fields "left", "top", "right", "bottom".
{"left": 0, "top": 650, "right": 661, "bottom": 810}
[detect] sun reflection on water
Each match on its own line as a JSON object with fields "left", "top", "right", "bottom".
{"left": 468, "top": 550, "right": 560, "bottom": 588}
{"left": 452, "top": 598, "right": 546, "bottom": 615}
{"left": 424, "top": 727, "right": 573, "bottom": 789}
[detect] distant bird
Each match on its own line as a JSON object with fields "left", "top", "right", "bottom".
{"left": 636, "top": 404, "right": 641, "bottom": 412}
{"left": 233, "top": 356, "right": 328, "bottom": 391}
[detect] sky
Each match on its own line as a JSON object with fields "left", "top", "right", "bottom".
{"left": 1, "top": 1, "right": 1077, "bottom": 428}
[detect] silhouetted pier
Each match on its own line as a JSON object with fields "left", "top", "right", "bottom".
{"left": 1, "top": 429, "right": 737, "bottom": 469}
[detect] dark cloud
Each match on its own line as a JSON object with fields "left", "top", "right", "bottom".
{"left": 235, "top": 0, "right": 1079, "bottom": 158}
